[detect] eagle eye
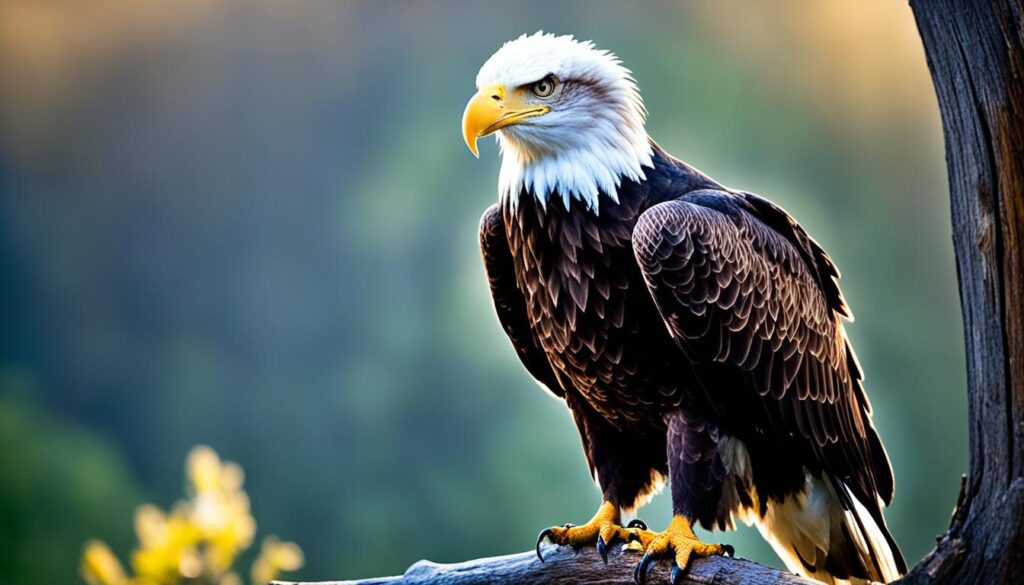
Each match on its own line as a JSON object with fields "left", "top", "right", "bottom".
{"left": 530, "top": 76, "right": 557, "bottom": 98}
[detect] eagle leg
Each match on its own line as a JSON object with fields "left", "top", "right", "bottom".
{"left": 632, "top": 515, "right": 733, "bottom": 585}
{"left": 535, "top": 500, "right": 638, "bottom": 563}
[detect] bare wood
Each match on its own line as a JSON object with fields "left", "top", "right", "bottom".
{"left": 271, "top": 544, "right": 815, "bottom": 585}
{"left": 898, "top": 0, "right": 1024, "bottom": 583}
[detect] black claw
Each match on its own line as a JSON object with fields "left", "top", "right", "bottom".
{"left": 563, "top": 523, "right": 575, "bottom": 529}
{"left": 723, "top": 544, "right": 735, "bottom": 557}
{"left": 536, "top": 528, "right": 554, "bottom": 563}
{"left": 627, "top": 519, "right": 648, "bottom": 530}
{"left": 597, "top": 535, "right": 608, "bottom": 564}
{"left": 634, "top": 552, "right": 654, "bottom": 585}
{"left": 671, "top": 565, "right": 683, "bottom": 585}
{"left": 626, "top": 531, "right": 641, "bottom": 543}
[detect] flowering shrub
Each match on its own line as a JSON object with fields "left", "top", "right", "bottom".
{"left": 81, "top": 446, "right": 303, "bottom": 585}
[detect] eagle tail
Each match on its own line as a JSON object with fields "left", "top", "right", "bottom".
{"left": 826, "top": 476, "right": 906, "bottom": 584}
{"left": 754, "top": 473, "right": 905, "bottom": 584}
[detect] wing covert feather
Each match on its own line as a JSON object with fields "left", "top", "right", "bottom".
{"left": 631, "top": 191, "right": 893, "bottom": 506}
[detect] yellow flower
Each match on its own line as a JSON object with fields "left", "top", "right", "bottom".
{"left": 188, "top": 445, "right": 244, "bottom": 495}
{"left": 192, "top": 485, "right": 256, "bottom": 572}
{"left": 183, "top": 445, "right": 256, "bottom": 573}
{"left": 81, "top": 540, "right": 128, "bottom": 585}
{"left": 133, "top": 505, "right": 167, "bottom": 550}
{"left": 131, "top": 505, "right": 203, "bottom": 582}
{"left": 82, "top": 445, "right": 304, "bottom": 585}
{"left": 250, "top": 536, "right": 304, "bottom": 585}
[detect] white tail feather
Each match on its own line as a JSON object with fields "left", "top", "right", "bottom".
{"left": 756, "top": 478, "right": 903, "bottom": 584}
{"left": 838, "top": 482, "right": 902, "bottom": 583}
{"left": 718, "top": 437, "right": 903, "bottom": 584}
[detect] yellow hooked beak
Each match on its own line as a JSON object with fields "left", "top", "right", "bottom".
{"left": 462, "top": 84, "right": 549, "bottom": 157}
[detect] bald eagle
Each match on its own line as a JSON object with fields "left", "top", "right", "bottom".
{"left": 463, "top": 33, "right": 906, "bottom": 584}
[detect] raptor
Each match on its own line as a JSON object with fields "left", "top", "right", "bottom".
{"left": 464, "top": 32, "right": 905, "bottom": 584}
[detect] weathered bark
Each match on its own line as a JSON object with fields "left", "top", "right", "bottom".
{"left": 278, "top": 2, "right": 1024, "bottom": 583}
{"left": 897, "top": 0, "right": 1024, "bottom": 584}
{"left": 271, "top": 545, "right": 813, "bottom": 584}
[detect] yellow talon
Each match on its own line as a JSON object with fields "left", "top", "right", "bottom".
{"left": 535, "top": 501, "right": 637, "bottom": 563}
{"left": 633, "top": 516, "right": 733, "bottom": 584}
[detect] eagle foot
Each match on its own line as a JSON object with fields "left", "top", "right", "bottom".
{"left": 535, "top": 501, "right": 636, "bottom": 563}
{"left": 626, "top": 518, "right": 648, "bottom": 531}
{"left": 632, "top": 515, "right": 733, "bottom": 585}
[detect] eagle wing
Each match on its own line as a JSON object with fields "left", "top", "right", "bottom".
{"left": 480, "top": 203, "right": 565, "bottom": 398}
{"left": 631, "top": 189, "right": 894, "bottom": 511}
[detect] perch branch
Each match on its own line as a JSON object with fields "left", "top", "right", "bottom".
{"left": 272, "top": 543, "right": 815, "bottom": 584}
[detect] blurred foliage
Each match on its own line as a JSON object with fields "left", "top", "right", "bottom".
{"left": 0, "top": 1, "right": 963, "bottom": 583}
{"left": 0, "top": 378, "right": 142, "bottom": 585}
{"left": 81, "top": 446, "right": 302, "bottom": 585}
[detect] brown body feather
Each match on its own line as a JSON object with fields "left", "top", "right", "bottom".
{"left": 480, "top": 143, "right": 905, "bottom": 581}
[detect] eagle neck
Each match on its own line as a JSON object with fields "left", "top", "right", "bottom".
{"left": 498, "top": 132, "right": 654, "bottom": 216}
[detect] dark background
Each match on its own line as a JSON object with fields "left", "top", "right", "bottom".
{"left": 0, "top": 1, "right": 965, "bottom": 583}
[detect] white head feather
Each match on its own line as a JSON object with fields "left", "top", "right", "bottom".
{"left": 475, "top": 32, "right": 652, "bottom": 213}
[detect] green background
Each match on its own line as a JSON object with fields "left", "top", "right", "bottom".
{"left": 0, "top": 1, "right": 965, "bottom": 582}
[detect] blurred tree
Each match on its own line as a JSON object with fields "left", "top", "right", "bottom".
{"left": 0, "top": 380, "right": 141, "bottom": 585}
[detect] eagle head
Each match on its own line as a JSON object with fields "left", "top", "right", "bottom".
{"left": 463, "top": 32, "right": 652, "bottom": 211}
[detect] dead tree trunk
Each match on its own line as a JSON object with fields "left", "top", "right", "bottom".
{"left": 898, "top": 0, "right": 1024, "bottom": 583}
{"left": 276, "top": 3, "right": 1024, "bottom": 584}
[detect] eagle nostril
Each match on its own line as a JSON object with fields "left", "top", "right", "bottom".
{"left": 490, "top": 93, "right": 501, "bottom": 103}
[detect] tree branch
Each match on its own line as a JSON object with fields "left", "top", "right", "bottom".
{"left": 272, "top": 544, "right": 815, "bottom": 585}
